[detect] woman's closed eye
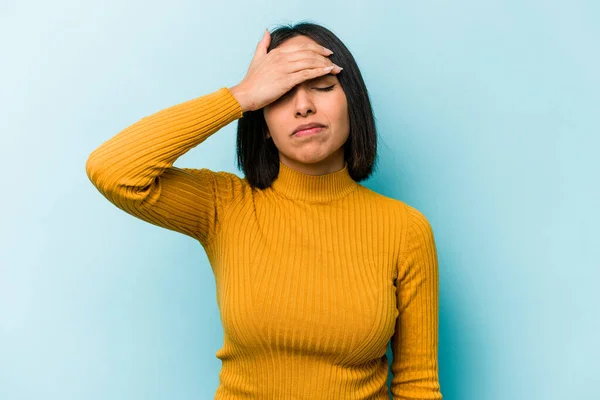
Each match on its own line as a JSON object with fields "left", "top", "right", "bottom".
{"left": 279, "top": 84, "right": 336, "bottom": 100}
{"left": 317, "top": 85, "right": 336, "bottom": 92}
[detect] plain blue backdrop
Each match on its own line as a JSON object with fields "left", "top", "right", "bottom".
{"left": 1, "top": 1, "right": 598, "bottom": 399}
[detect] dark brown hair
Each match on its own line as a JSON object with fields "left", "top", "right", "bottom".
{"left": 236, "top": 21, "right": 378, "bottom": 189}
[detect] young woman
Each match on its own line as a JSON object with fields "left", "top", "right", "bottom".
{"left": 86, "top": 22, "right": 442, "bottom": 400}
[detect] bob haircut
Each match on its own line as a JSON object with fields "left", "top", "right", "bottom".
{"left": 236, "top": 21, "right": 378, "bottom": 189}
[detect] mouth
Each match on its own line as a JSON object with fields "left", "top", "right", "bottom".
{"left": 292, "top": 123, "right": 326, "bottom": 136}
{"left": 292, "top": 126, "right": 325, "bottom": 137}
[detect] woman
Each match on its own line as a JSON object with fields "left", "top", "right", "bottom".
{"left": 86, "top": 22, "right": 442, "bottom": 400}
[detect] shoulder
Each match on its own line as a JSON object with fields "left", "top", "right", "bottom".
{"left": 181, "top": 167, "right": 250, "bottom": 188}
{"left": 180, "top": 167, "right": 253, "bottom": 206}
{"left": 354, "top": 185, "right": 429, "bottom": 223}
{"left": 354, "top": 185, "right": 435, "bottom": 247}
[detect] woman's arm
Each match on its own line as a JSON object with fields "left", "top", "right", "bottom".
{"left": 85, "top": 87, "right": 244, "bottom": 247}
{"left": 390, "top": 205, "right": 443, "bottom": 399}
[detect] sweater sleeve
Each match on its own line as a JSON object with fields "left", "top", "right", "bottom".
{"left": 85, "top": 87, "right": 245, "bottom": 247}
{"left": 390, "top": 205, "right": 442, "bottom": 400}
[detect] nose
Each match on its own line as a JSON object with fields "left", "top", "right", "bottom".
{"left": 292, "top": 86, "right": 316, "bottom": 116}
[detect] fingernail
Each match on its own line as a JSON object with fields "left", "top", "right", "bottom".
{"left": 323, "top": 47, "right": 334, "bottom": 55}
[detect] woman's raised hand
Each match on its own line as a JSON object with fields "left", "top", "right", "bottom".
{"left": 229, "top": 30, "right": 343, "bottom": 112}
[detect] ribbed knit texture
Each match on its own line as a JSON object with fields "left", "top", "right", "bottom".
{"left": 85, "top": 87, "right": 442, "bottom": 399}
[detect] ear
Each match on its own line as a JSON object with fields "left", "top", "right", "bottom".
{"left": 265, "top": 129, "right": 271, "bottom": 139}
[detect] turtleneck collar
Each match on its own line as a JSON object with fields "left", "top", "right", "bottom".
{"left": 270, "top": 160, "right": 359, "bottom": 203}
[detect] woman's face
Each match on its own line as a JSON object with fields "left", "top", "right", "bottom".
{"left": 263, "top": 35, "right": 349, "bottom": 173}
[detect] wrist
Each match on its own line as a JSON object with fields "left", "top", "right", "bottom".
{"left": 229, "top": 84, "right": 252, "bottom": 113}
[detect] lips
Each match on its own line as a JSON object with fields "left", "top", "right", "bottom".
{"left": 293, "top": 122, "right": 326, "bottom": 135}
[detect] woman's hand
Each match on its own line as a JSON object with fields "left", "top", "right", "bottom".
{"left": 229, "top": 30, "right": 342, "bottom": 112}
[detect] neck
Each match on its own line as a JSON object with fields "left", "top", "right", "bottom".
{"left": 278, "top": 154, "right": 345, "bottom": 176}
{"left": 270, "top": 160, "right": 359, "bottom": 203}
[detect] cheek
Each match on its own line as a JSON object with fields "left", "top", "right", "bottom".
{"left": 331, "top": 94, "right": 348, "bottom": 119}
{"left": 262, "top": 111, "right": 283, "bottom": 137}
{"left": 329, "top": 104, "right": 349, "bottom": 128}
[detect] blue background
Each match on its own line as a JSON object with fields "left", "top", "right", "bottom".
{"left": 1, "top": 1, "right": 598, "bottom": 399}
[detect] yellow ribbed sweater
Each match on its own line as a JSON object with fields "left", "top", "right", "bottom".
{"left": 85, "top": 87, "right": 442, "bottom": 399}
